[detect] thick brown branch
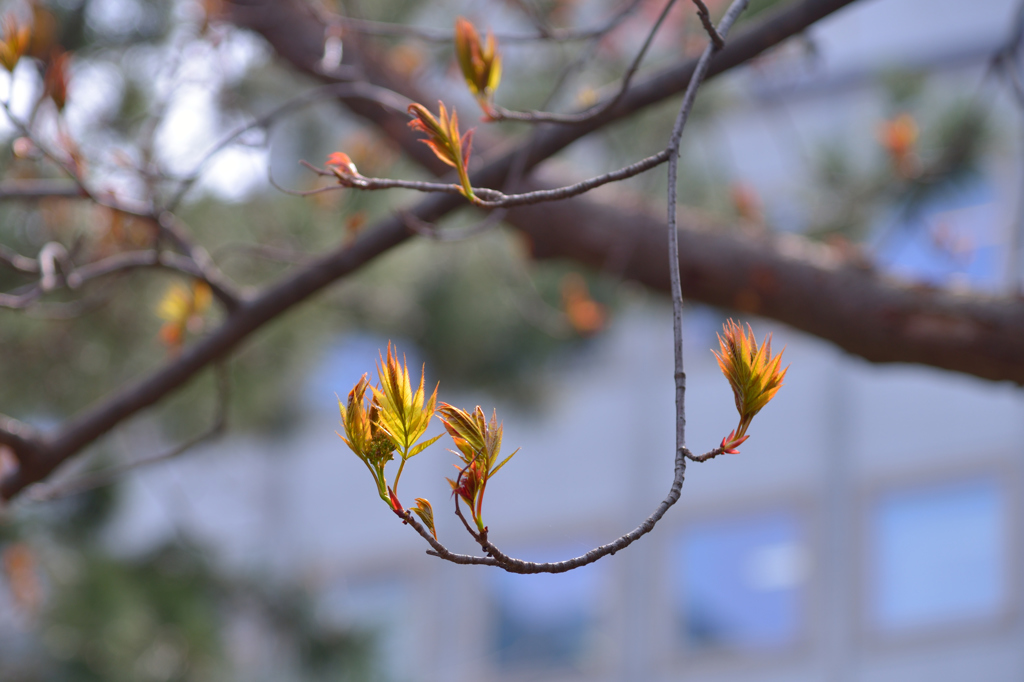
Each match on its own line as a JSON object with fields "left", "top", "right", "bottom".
{"left": 509, "top": 197, "right": 1024, "bottom": 384}
{"left": 26, "top": 363, "right": 230, "bottom": 502}
{"left": 0, "top": 414, "right": 43, "bottom": 465}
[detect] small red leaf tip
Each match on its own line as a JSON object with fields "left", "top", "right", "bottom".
{"left": 326, "top": 151, "right": 358, "bottom": 177}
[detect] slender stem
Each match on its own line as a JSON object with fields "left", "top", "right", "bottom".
{"left": 452, "top": 463, "right": 481, "bottom": 540}
{"left": 396, "top": 0, "right": 751, "bottom": 574}
{"left": 377, "top": 464, "right": 390, "bottom": 502}
{"left": 392, "top": 454, "right": 408, "bottom": 494}
{"left": 475, "top": 477, "right": 487, "bottom": 530}
{"left": 308, "top": 149, "right": 670, "bottom": 208}
{"left": 490, "top": 0, "right": 679, "bottom": 124}
{"left": 457, "top": 166, "right": 476, "bottom": 202}
{"left": 666, "top": 0, "right": 751, "bottom": 454}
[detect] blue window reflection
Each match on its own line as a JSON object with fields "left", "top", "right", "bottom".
{"left": 868, "top": 476, "right": 1006, "bottom": 633}
{"left": 489, "top": 548, "right": 604, "bottom": 671}
{"left": 675, "top": 509, "right": 809, "bottom": 652}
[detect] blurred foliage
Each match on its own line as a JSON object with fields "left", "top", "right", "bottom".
{"left": 335, "top": 226, "right": 617, "bottom": 403}
{"left": 40, "top": 544, "right": 223, "bottom": 682}
{"left": 804, "top": 73, "right": 993, "bottom": 242}
{"left": 880, "top": 69, "right": 928, "bottom": 109}
{"left": 1, "top": 487, "right": 379, "bottom": 682}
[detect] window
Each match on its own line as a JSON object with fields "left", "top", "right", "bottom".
{"left": 866, "top": 475, "right": 1008, "bottom": 634}
{"left": 674, "top": 509, "right": 810, "bottom": 653}
{"left": 488, "top": 546, "right": 606, "bottom": 672}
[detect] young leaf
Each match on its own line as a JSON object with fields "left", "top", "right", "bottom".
{"left": 438, "top": 403, "right": 518, "bottom": 533}
{"left": 412, "top": 498, "right": 437, "bottom": 539}
{"left": 454, "top": 17, "right": 501, "bottom": 116}
{"left": 156, "top": 280, "right": 212, "bottom": 352}
{"left": 326, "top": 151, "right": 359, "bottom": 180}
{"left": 407, "top": 432, "right": 444, "bottom": 458}
{"left": 712, "top": 319, "right": 788, "bottom": 453}
{"left": 407, "top": 101, "right": 476, "bottom": 201}
{"left": 44, "top": 50, "right": 70, "bottom": 112}
{"left": 371, "top": 341, "right": 438, "bottom": 459}
{"left": 0, "top": 15, "right": 30, "bottom": 73}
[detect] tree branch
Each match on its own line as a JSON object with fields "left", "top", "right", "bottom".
{"left": 0, "top": 248, "right": 237, "bottom": 311}
{"left": 0, "top": 0, "right": 878, "bottom": 500}
{"left": 295, "top": 0, "right": 1022, "bottom": 388}
{"left": 0, "top": 414, "right": 42, "bottom": 466}
{"left": 0, "top": 180, "right": 86, "bottom": 200}
{"left": 662, "top": 0, "right": 750, "bottom": 512}
{"left": 489, "top": 0, "right": 679, "bottom": 124}
{"left": 26, "top": 363, "right": 230, "bottom": 502}
{"left": 508, "top": 197, "right": 1024, "bottom": 384}
{"left": 403, "top": 443, "right": 725, "bottom": 574}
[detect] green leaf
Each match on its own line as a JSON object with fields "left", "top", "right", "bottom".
{"left": 489, "top": 447, "right": 518, "bottom": 477}
{"left": 412, "top": 498, "right": 436, "bottom": 539}
{"left": 407, "top": 433, "right": 443, "bottom": 459}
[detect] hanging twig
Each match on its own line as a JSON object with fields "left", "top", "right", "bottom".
{"left": 391, "top": 0, "right": 751, "bottom": 574}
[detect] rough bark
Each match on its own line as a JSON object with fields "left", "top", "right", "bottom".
{"left": 510, "top": 197, "right": 1024, "bottom": 383}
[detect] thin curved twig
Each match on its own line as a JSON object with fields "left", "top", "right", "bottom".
{"left": 164, "top": 81, "right": 414, "bottom": 212}
{"left": 471, "top": 150, "right": 671, "bottom": 207}
{"left": 316, "top": 149, "right": 670, "bottom": 208}
{"left": 0, "top": 99, "right": 243, "bottom": 311}
{"left": 490, "top": 0, "right": 679, "bottom": 124}
{"left": 0, "top": 249, "right": 220, "bottom": 311}
{"left": 0, "top": 244, "right": 41, "bottom": 275}
{"left": 665, "top": 0, "right": 750, "bottom": 479}
{"left": 407, "top": 442, "right": 725, "bottom": 573}
{"left": 394, "top": 0, "right": 751, "bottom": 574}
{"left": 0, "top": 180, "right": 86, "bottom": 201}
